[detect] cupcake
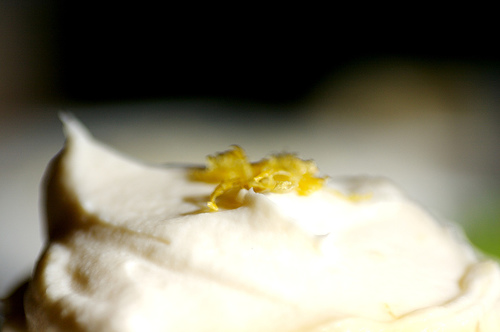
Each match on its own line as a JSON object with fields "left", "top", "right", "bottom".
{"left": 3, "top": 115, "right": 500, "bottom": 331}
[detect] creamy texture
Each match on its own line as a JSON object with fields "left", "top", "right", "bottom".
{"left": 21, "top": 115, "right": 500, "bottom": 331}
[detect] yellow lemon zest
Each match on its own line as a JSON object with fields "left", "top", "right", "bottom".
{"left": 191, "top": 146, "right": 326, "bottom": 211}
{"left": 346, "top": 192, "right": 373, "bottom": 202}
{"left": 331, "top": 189, "right": 373, "bottom": 203}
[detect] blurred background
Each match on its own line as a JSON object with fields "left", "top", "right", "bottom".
{"left": 1, "top": 2, "right": 499, "bottom": 297}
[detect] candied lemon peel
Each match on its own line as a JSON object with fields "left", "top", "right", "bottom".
{"left": 191, "top": 146, "right": 326, "bottom": 211}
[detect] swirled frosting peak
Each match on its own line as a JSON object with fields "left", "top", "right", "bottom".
{"left": 23, "top": 115, "right": 500, "bottom": 332}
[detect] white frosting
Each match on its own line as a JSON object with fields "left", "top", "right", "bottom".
{"left": 24, "top": 115, "right": 500, "bottom": 331}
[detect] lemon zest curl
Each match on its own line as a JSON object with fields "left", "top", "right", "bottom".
{"left": 191, "top": 146, "right": 326, "bottom": 211}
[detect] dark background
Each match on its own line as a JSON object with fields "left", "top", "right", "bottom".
{"left": 52, "top": 7, "right": 500, "bottom": 106}
{"left": 2, "top": 1, "right": 499, "bottom": 109}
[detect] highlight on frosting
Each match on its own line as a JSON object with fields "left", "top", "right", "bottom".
{"left": 191, "top": 145, "right": 326, "bottom": 211}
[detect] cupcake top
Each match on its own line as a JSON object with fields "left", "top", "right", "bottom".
{"left": 23, "top": 115, "right": 500, "bottom": 331}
